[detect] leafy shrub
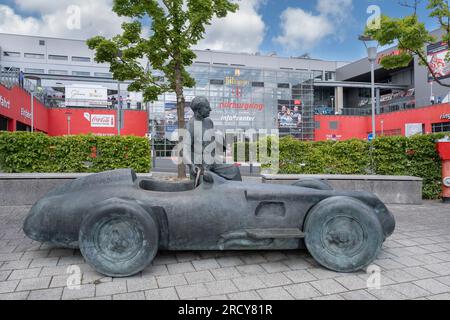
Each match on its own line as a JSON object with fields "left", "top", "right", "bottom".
{"left": 0, "top": 132, "right": 151, "bottom": 173}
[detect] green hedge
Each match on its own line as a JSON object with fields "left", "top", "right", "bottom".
{"left": 235, "top": 134, "right": 447, "bottom": 199}
{"left": 0, "top": 132, "right": 151, "bottom": 173}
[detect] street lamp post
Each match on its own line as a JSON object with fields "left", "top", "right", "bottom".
{"left": 359, "top": 35, "right": 378, "bottom": 140}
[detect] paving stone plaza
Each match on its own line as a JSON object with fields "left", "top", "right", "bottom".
{"left": 1, "top": 201, "right": 450, "bottom": 300}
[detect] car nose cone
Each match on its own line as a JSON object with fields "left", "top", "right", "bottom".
{"left": 23, "top": 200, "right": 49, "bottom": 242}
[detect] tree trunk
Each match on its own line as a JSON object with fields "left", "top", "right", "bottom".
{"left": 175, "top": 66, "right": 187, "bottom": 179}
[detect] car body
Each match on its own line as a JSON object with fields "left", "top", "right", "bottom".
{"left": 24, "top": 169, "right": 395, "bottom": 277}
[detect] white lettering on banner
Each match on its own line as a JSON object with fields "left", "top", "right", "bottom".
{"left": 90, "top": 114, "right": 115, "bottom": 128}
{"left": 0, "top": 95, "right": 11, "bottom": 109}
{"left": 20, "top": 108, "right": 32, "bottom": 120}
{"left": 441, "top": 113, "right": 450, "bottom": 120}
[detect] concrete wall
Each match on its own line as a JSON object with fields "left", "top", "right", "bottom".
{"left": 262, "top": 174, "right": 423, "bottom": 205}
{"left": 0, "top": 173, "right": 152, "bottom": 206}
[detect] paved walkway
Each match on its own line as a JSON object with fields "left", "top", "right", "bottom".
{"left": 1, "top": 202, "right": 450, "bottom": 300}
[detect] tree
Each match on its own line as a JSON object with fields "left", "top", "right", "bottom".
{"left": 365, "top": 0, "right": 450, "bottom": 88}
{"left": 87, "top": 0, "right": 238, "bottom": 178}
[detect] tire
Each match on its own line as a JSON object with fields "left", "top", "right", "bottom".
{"left": 292, "top": 178, "right": 333, "bottom": 190}
{"left": 304, "top": 196, "right": 383, "bottom": 273}
{"left": 79, "top": 199, "right": 159, "bottom": 277}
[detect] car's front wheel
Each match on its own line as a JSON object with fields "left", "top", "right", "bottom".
{"left": 79, "top": 199, "right": 159, "bottom": 277}
{"left": 304, "top": 196, "right": 383, "bottom": 273}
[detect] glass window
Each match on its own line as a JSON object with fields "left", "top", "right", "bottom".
{"left": 49, "top": 55, "right": 68, "bottom": 61}
{"left": 278, "top": 83, "right": 290, "bottom": 89}
{"left": 24, "top": 53, "right": 45, "bottom": 59}
{"left": 72, "top": 71, "right": 90, "bottom": 76}
{"left": 432, "top": 122, "right": 450, "bottom": 133}
{"left": 25, "top": 68, "right": 45, "bottom": 73}
{"left": 3, "top": 51, "right": 20, "bottom": 57}
{"left": 210, "top": 79, "right": 224, "bottom": 85}
{"left": 49, "top": 70, "right": 68, "bottom": 75}
{"left": 72, "top": 56, "right": 91, "bottom": 62}
{"left": 325, "top": 71, "right": 336, "bottom": 81}
{"left": 313, "top": 70, "right": 323, "bottom": 81}
{"left": 39, "top": 40, "right": 45, "bottom": 46}
{"left": 94, "top": 72, "right": 113, "bottom": 78}
{"left": 252, "top": 82, "right": 264, "bottom": 87}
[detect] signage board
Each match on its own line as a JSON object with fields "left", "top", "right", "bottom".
{"left": 65, "top": 85, "right": 108, "bottom": 107}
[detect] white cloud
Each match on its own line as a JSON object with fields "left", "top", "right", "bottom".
{"left": 194, "top": 0, "right": 266, "bottom": 53}
{"left": 274, "top": 0, "right": 353, "bottom": 52}
{"left": 0, "top": 0, "right": 265, "bottom": 55}
{"left": 0, "top": 1, "right": 129, "bottom": 39}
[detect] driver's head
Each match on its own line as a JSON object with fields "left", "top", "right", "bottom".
{"left": 191, "top": 96, "right": 212, "bottom": 120}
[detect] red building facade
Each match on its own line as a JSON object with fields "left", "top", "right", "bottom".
{"left": 315, "top": 104, "right": 450, "bottom": 141}
{"left": 0, "top": 84, "right": 148, "bottom": 136}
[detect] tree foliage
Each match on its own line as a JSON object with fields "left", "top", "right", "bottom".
{"left": 87, "top": 0, "right": 238, "bottom": 177}
{"left": 365, "top": 0, "right": 450, "bottom": 87}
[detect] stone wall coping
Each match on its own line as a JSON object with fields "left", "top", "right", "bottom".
{"left": 262, "top": 174, "right": 423, "bottom": 182}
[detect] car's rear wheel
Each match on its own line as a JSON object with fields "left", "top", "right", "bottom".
{"left": 292, "top": 178, "right": 333, "bottom": 190}
{"left": 304, "top": 196, "right": 383, "bottom": 273}
{"left": 79, "top": 200, "right": 159, "bottom": 277}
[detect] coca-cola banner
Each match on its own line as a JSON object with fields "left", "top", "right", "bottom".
{"left": 427, "top": 42, "right": 450, "bottom": 81}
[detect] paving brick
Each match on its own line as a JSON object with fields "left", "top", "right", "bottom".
{"left": 403, "top": 266, "right": 438, "bottom": 279}
{"left": 414, "top": 279, "right": 450, "bottom": 294}
{"left": 29, "top": 257, "right": 59, "bottom": 268}
{"left": 284, "top": 270, "right": 317, "bottom": 283}
{"left": 368, "top": 288, "right": 408, "bottom": 300}
{"left": 389, "top": 283, "right": 430, "bottom": 299}
{"left": 383, "top": 269, "right": 418, "bottom": 283}
{"left": 50, "top": 274, "right": 71, "bottom": 288}
{"left": 8, "top": 268, "right": 41, "bottom": 280}
{"left": 192, "top": 259, "right": 220, "bottom": 271}
{"left": 127, "top": 278, "right": 158, "bottom": 292}
{"left": 240, "top": 253, "right": 267, "bottom": 265}
{"left": 176, "top": 283, "right": 209, "bottom": 299}
{"left": 257, "top": 287, "right": 294, "bottom": 300}
{"left": 228, "top": 290, "right": 261, "bottom": 300}
{"left": 260, "top": 262, "right": 290, "bottom": 273}
{"left": 392, "top": 256, "right": 423, "bottom": 267}
{"left": 16, "top": 277, "right": 51, "bottom": 291}
{"left": 0, "top": 270, "right": 11, "bottom": 281}
{"left": 157, "top": 274, "right": 187, "bottom": 288}
{"left": 216, "top": 256, "right": 244, "bottom": 268}
{"left": 0, "top": 260, "right": 31, "bottom": 270}
{"left": 0, "top": 291, "right": 29, "bottom": 300}
{"left": 142, "top": 264, "right": 169, "bottom": 277}
{"left": 205, "top": 280, "right": 239, "bottom": 295}
{"left": 341, "top": 290, "right": 377, "bottom": 300}
{"left": 335, "top": 275, "right": 368, "bottom": 291}
{"left": 423, "top": 263, "right": 450, "bottom": 276}
{"left": 283, "top": 258, "right": 312, "bottom": 270}
{"left": 145, "top": 287, "right": 179, "bottom": 300}
{"left": 0, "top": 280, "right": 19, "bottom": 294}
{"left": 95, "top": 281, "right": 127, "bottom": 297}
{"left": 313, "top": 294, "right": 345, "bottom": 300}
{"left": 113, "top": 291, "right": 146, "bottom": 300}
{"left": 232, "top": 276, "right": 266, "bottom": 291}
{"left": 152, "top": 254, "right": 178, "bottom": 266}
{"left": 62, "top": 284, "right": 95, "bottom": 300}
{"left": 310, "top": 279, "right": 347, "bottom": 295}
{"left": 28, "top": 287, "right": 63, "bottom": 300}
{"left": 82, "top": 295, "right": 112, "bottom": 300}
{"left": 258, "top": 273, "right": 292, "bottom": 287}
{"left": 284, "top": 283, "right": 321, "bottom": 300}
{"left": 211, "top": 267, "right": 241, "bottom": 281}
{"left": 184, "top": 271, "right": 215, "bottom": 284}
{"left": 40, "top": 265, "right": 70, "bottom": 277}
{"left": 0, "top": 253, "right": 23, "bottom": 262}
{"left": 167, "top": 262, "right": 195, "bottom": 275}
{"left": 236, "top": 264, "right": 266, "bottom": 276}
{"left": 427, "top": 293, "right": 450, "bottom": 300}
{"left": 48, "top": 249, "right": 75, "bottom": 258}
{"left": 306, "top": 268, "right": 345, "bottom": 280}
{"left": 197, "top": 295, "right": 228, "bottom": 300}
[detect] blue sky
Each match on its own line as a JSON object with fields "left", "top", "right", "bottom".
{"left": 0, "top": 0, "right": 444, "bottom": 62}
